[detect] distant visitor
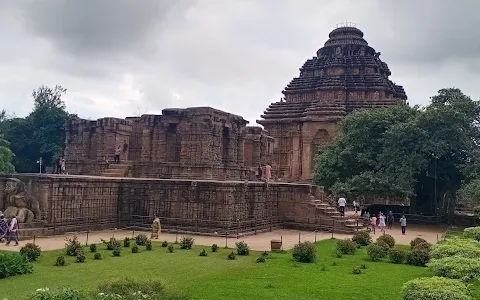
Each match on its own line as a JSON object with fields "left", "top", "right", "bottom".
{"left": 151, "top": 216, "right": 161, "bottom": 239}
{"left": 114, "top": 145, "right": 121, "bottom": 164}
{"left": 337, "top": 196, "right": 346, "bottom": 216}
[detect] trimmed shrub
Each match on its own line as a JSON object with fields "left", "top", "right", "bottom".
{"left": 65, "top": 236, "right": 83, "bottom": 256}
{"left": 407, "top": 249, "right": 430, "bottom": 267}
{"left": 89, "top": 243, "right": 97, "bottom": 253}
{"left": 410, "top": 237, "right": 428, "bottom": 249}
{"left": 389, "top": 248, "right": 407, "bottom": 264}
{"left": 20, "top": 243, "right": 41, "bottom": 262}
{"left": 352, "top": 266, "right": 361, "bottom": 275}
{"left": 132, "top": 245, "right": 139, "bottom": 253}
{"left": 336, "top": 239, "right": 357, "bottom": 255}
{"left": 101, "top": 237, "right": 122, "bottom": 251}
{"left": 76, "top": 252, "right": 86, "bottom": 263}
{"left": 352, "top": 231, "right": 372, "bottom": 246}
{"left": 431, "top": 238, "right": 480, "bottom": 259}
{"left": 199, "top": 249, "right": 207, "bottom": 257}
{"left": 211, "top": 244, "right": 219, "bottom": 252}
{"left": 167, "top": 245, "right": 174, "bottom": 253}
{"left": 94, "top": 252, "right": 102, "bottom": 260}
{"left": 366, "top": 243, "right": 386, "bottom": 261}
{"left": 292, "top": 241, "right": 317, "bottom": 263}
{"left": 145, "top": 240, "right": 152, "bottom": 251}
{"left": 235, "top": 241, "right": 250, "bottom": 256}
{"left": 256, "top": 255, "right": 266, "bottom": 263}
{"left": 55, "top": 256, "right": 65, "bottom": 267}
{"left": 0, "top": 252, "right": 33, "bottom": 278}
{"left": 31, "top": 287, "right": 83, "bottom": 300}
{"left": 414, "top": 242, "right": 432, "bottom": 252}
{"left": 377, "top": 234, "right": 395, "bottom": 248}
{"left": 112, "top": 247, "right": 121, "bottom": 257}
{"left": 179, "top": 236, "right": 194, "bottom": 249}
{"left": 123, "top": 237, "right": 131, "bottom": 248}
{"left": 227, "top": 251, "right": 236, "bottom": 260}
{"left": 402, "top": 276, "right": 473, "bottom": 300}
{"left": 161, "top": 241, "right": 168, "bottom": 247}
{"left": 463, "top": 226, "right": 480, "bottom": 241}
{"left": 376, "top": 240, "right": 391, "bottom": 252}
{"left": 428, "top": 256, "right": 480, "bottom": 282}
{"left": 135, "top": 234, "right": 148, "bottom": 246}
{"left": 97, "top": 278, "right": 166, "bottom": 298}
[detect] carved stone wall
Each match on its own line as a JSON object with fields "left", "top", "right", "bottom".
{"left": 243, "top": 126, "right": 274, "bottom": 168}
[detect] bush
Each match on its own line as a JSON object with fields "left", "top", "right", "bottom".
{"left": 167, "top": 245, "right": 174, "bottom": 253}
{"left": 375, "top": 240, "right": 391, "bottom": 252}
{"left": 179, "top": 236, "right": 194, "bottom": 249}
{"left": 135, "top": 234, "right": 149, "bottom": 246}
{"left": 377, "top": 234, "right": 395, "bottom": 248}
{"left": 101, "top": 237, "right": 122, "bottom": 251}
{"left": 112, "top": 247, "right": 121, "bottom": 257}
{"left": 292, "top": 241, "right": 317, "bottom": 263}
{"left": 145, "top": 240, "right": 153, "bottom": 251}
{"left": 352, "top": 266, "right": 361, "bottom": 274}
{"left": 235, "top": 241, "right": 250, "bottom": 256}
{"left": 389, "top": 248, "right": 407, "bottom": 264}
{"left": 89, "top": 243, "right": 97, "bottom": 253}
{"left": 132, "top": 245, "right": 139, "bottom": 253}
{"left": 410, "top": 237, "right": 428, "bottom": 249}
{"left": 211, "top": 244, "right": 219, "bottom": 252}
{"left": 431, "top": 238, "right": 480, "bottom": 259}
{"left": 55, "top": 256, "right": 65, "bottom": 267}
{"left": 352, "top": 231, "right": 372, "bottom": 246}
{"left": 123, "top": 237, "right": 131, "bottom": 248}
{"left": 31, "top": 287, "right": 83, "bottom": 300}
{"left": 94, "top": 253, "right": 102, "bottom": 260}
{"left": 20, "top": 243, "right": 41, "bottom": 262}
{"left": 463, "top": 226, "right": 480, "bottom": 241}
{"left": 257, "top": 255, "right": 266, "bottom": 263}
{"left": 402, "top": 276, "right": 473, "bottom": 300}
{"left": 199, "top": 249, "right": 207, "bottom": 257}
{"left": 65, "top": 236, "right": 83, "bottom": 256}
{"left": 161, "top": 241, "right": 168, "bottom": 247}
{"left": 367, "top": 244, "right": 386, "bottom": 261}
{"left": 76, "top": 252, "right": 86, "bottom": 263}
{"left": 336, "top": 239, "right": 357, "bottom": 255}
{"left": 97, "top": 278, "right": 166, "bottom": 298}
{"left": 414, "top": 242, "right": 432, "bottom": 252}
{"left": 428, "top": 256, "right": 480, "bottom": 282}
{"left": 360, "top": 264, "right": 367, "bottom": 269}
{"left": 0, "top": 252, "right": 33, "bottom": 278}
{"left": 227, "top": 251, "right": 236, "bottom": 260}
{"left": 407, "top": 249, "right": 430, "bottom": 267}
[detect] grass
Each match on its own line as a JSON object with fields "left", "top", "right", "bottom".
{"left": 0, "top": 239, "right": 477, "bottom": 299}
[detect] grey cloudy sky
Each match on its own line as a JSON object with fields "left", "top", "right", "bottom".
{"left": 0, "top": 0, "right": 479, "bottom": 125}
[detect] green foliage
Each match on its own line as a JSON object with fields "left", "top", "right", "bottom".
{"left": 352, "top": 266, "right": 361, "bottom": 275}
{"left": 352, "top": 231, "right": 372, "bottom": 246}
{"left": 76, "top": 252, "right": 86, "bottom": 263}
{"left": 211, "top": 244, "right": 219, "bottom": 252}
{"left": 463, "top": 226, "right": 480, "bottom": 241}
{"left": 407, "top": 249, "right": 430, "bottom": 267}
{"left": 199, "top": 249, "right": 207, "bottom": 257}
{"left": 89, "top": 243, "right": 97, "bottom": 253}
{"left": 65, "top": 236, "right": 83, "bottom": 257}
{"left": 94, "top": 253, "right": 102, "bottom": 260}
{"left": 131, "top": 246, "right": 139, "bottom": 253}
{"left": 112, "top": 247, "right": 121, "bottom": 257}
{"left": 458, "top": 179, "right": 480, "bottom": 211}
{"left": 336, "top": 239, "right": 357, "bottom": 255}
{"left": 292, "top": 241, "right": 317, "bottom": 263}
{"left": 375, "top": 240, "right": 391, "bottom": 252}
{"left": 256, "top": 255, "right": 266, "bottom": 263}
{"left": 167, "top": 245, "right": 174, "bottom": 253}
{"left": 227, "top": 251, "right": 236, "bottom": 260}
{"left": 179, "top": 236, "right": 194, "bottom": 250}
{"left": 431, "top": 238, "right": 480, "bottom": 259}
{"left": 366, "top": 244, "right": 386, "bottom": 261}
{"left": 135, "top": 234, "right": 148, "bottom": 246}
{"left": 55, "top": 256, "right": 65, "bottom": 267}
{"left": 20, "top": 243, "right": 41, "bottom": 262}
{"left": 389, "top": 248, "right": 408, "bottom": 264}
{"left": 0, "top": 252, "right": 33, "bottom": 278}
{"left": 377, "top": 234, "right": 396, "bottom": 248}
{"left": 31, "top": 287, "right": 83, "bottom": 300}
{"left": 414, "top": 242, "right": 432, "bottom": 252}
{"left": 145, "top": 240, "right": 152, "bottom": 251}
{"left": 428, "top": 256, "right": 480, "bottom": 282}
{"left": 162, "top": 241, "right": 168, "bottom": 247}
{"left": 410, "top": 238, "right": 428, "bottom": 249}
{"left": 96, "top": 278, "right": 166, "bottom": 298}
{"left": 0, "top": 133, "right": 14, "bottom": 173}
{"left": 101, "top": 237, "right": 121, "bottom": 251}
{"left": 235, "top": 241, "right": 250, "bottom": 256}
{"left": 402, "top": 276, "right": 473, "bottom": 300}
{"left": 123, "top": 237, "right": 131, "bottom": 248}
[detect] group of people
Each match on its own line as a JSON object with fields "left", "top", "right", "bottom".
{"left": 256, "top": 163, "right": 272, "bottom": 181}
{"left": 55, "top": 156, "right": 66, "bottom": 174}
{"left": 0, "top": 212, "right": 19, "bottom": 246}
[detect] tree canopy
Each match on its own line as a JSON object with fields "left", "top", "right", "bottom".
{"left": 314, "top": 88, "right": 480, "bottom": 217}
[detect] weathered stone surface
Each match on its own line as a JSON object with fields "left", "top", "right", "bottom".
{"left": 2, "top": 177, "right": 42, "bottom": 222}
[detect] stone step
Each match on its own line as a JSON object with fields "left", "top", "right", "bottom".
{"left": 108, "top": 164, "right": 131, "bottom": 169}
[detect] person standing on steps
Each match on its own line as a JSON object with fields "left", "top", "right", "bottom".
{"left": 114, "top": 145, "right": 121, "bottom": 164}
{"left": 338, "top": 196, "right": 346, "bottom": 217}
{"left": 400, "top": 215, "right": 407, "bottom": 235}
{"left": 257, "top": 165, "right": 263, "bottom": 181}
{"left": 264, "top": 163, "right": 272, "bottom": 182}
{"left": 122, "top": 140, "right": 129, "bottom": 161}
{"left": 5, "top": 214, "right": 19, "bottom": 246}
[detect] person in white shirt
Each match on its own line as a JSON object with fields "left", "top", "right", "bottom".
{"left": 338, "top": 197, "right": 346, "bottom": 216}
{"left": 5, "top": 215, "right": 19, "bottom": 246}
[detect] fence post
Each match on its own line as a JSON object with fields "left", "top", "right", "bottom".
{"left": 332, "top": 219, "right": 335, "bottom": 238}
{"left": 236, "top": 218, "right": 239, "bottom": 239}
{"left": 225, "top": 232, "right": 228, "bottom": 248}
{"left": 298, "top": 232, "right": 301, "bottom": 243}
{"left": 33, "top": 235, "right": 36, "bottom": 245}
{"left": 86, "top": 231, "right": 89, "bottom": 246}
{"left": 281, "top": 235, "right": 283, "bottom": 251}
{"left": 314, "top": 230, "right": 317, "bottom": 243}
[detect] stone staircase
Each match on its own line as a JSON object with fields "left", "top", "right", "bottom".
{"left": 309, "top": 199, "right": 364, "bottom": 232}
{"left": 101, "top": 163, "right": 132, "bottom": 178}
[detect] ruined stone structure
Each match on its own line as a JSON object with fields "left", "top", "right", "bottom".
{"left": 258, "top": 25, "right": 407, "bottom": 181}
{"left": 65, "top": 107, "right": 273, "bottom": 180}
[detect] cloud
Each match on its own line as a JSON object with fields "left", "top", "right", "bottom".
{"left": 0, "top": 0, "right": 479, "bottom": 126}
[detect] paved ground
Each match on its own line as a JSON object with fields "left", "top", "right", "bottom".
{"left": 0, "top": 224, "right": 447, "bottom": 252}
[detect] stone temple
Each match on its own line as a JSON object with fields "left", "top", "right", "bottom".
{"left": 258, "top": 25, "right": 407, "bottom": 181}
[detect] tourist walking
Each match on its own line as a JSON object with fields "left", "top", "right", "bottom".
{"left": 114, "top": 146, "right": 121, "bottom": 164}
{"left": 378, "top": 212, "right": 386, "bottom": 233}
{"left": 352, "top": 200, "right": 359, "bottom": 215}
{"left": 265, "top": 163, "right": 272, "bottom": 182}
{"left": 369, "top": 214, "right": 377, "bottom": 234}
{"left": 60, "top": 157, "right": 66, "bottom": 174}
{"left": 5, "top": 214, "right": 19, "bottom": 246}
{"left": 257, "top": 165, "right": 263, "bottom": 181}
{"left": 387, "top": 211, "right": 394, "bottom": 229}
{"left": 151, "top": 216, "right": 161, "bottom": 239}
{"left": 400, "top": 215, "right": 407, "bottom": 235}
{"left": 338, "top": 196, "right": 346, "bottom": 216}
{"left": 122, "top": 140, "right": 129, "bottom": 160}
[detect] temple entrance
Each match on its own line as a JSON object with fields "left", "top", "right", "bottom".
{"left": 310, "top": 129, "right": 331, "bottom": 175}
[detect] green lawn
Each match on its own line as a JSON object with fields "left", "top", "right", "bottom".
{"left": 0, "top": 239, "right": 466, "bottom": 300}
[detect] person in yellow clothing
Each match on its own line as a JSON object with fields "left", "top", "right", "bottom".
{"left": 151, "top": 216, "right": 161, "bottom": 239}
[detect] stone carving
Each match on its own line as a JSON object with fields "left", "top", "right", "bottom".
{"left": 335, "top": 47, "right": 342, "bottom": 56}
{"left": 373, "top": 91, "right": 379, "bottom": 99}
{"left": 3, "top": 178, "right": 41, "bottom": 223}
{"left": 359, "top": 47, "right": 365, "bottom": 56}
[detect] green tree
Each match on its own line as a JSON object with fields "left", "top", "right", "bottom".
{"left": 0, "top": 133, "right": 14, "bottom": 173}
